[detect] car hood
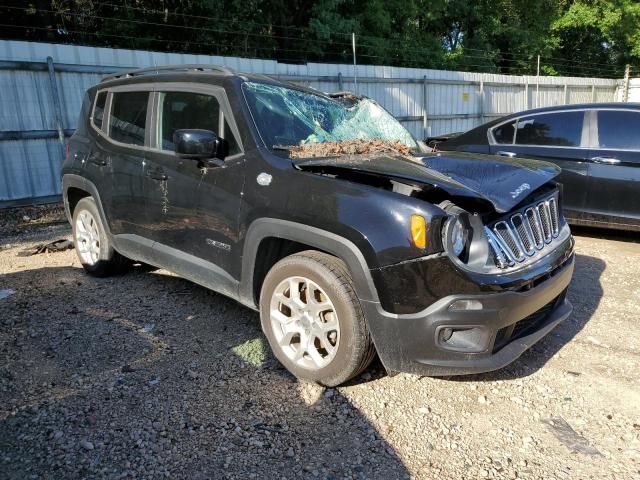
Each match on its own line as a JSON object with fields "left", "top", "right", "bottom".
{"left": 293, "top": 151, "right": 560, "bottom": 213}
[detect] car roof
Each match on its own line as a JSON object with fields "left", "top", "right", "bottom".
{"left": 505, "top": 102, "right": 640, "bottom": 118}
{"left": 97, "top": 63, "right": 327, "bottom": 97}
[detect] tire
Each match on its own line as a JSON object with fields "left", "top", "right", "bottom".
{"left": 72, "top": 197, "right": 127, "bottom": 277}
{"left": 260, "top": 250, "right": 376, "bottom": 386}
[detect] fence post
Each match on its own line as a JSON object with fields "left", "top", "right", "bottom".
{"left": 591, "top": 84, "right": 595, "bottom": 102}
{"left": 535, "top": 55, "right": 540, "bottom": 108}
{"left": 422, "top": 75, "right": 428, "bottom": 139}
{"left": 338, "top": 72, "right": 344, "bottom": 91}
{"left": 46, "top": 56, "right": 66, "bottom": 150}
{"left": 622, "top": 64, "right": 631, "bottom": 102}
{"left": 524, "top": 81, "right": 529, "bottom": 110}
{"left": 563, "top": 84, "right": 568, "bottom": 105}
{"left": 478, "top": 80, "right": 485, "bottom": 125}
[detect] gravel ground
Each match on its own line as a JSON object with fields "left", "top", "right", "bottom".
{"left": 1, "top": 206, "right": 639, "bottom": 480}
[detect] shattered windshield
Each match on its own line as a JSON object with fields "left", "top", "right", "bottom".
{"left": 242, "top": 82, "right": 418, "bottom": 152}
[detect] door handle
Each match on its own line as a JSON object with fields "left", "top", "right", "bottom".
{"left": 591, "top": 156, "right": 621, "bottom": 165}
{"left": 497, "top": 151, "right": 517, "bottom": 158}
{"left": 146, "top": 170, "right": 168, "bottom": 181}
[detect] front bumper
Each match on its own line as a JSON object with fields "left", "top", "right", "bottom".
{"left": 362, "top": 254, "right": 574, "bottom": 376}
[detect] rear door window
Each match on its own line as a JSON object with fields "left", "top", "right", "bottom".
{"left": 92, "top": 91, "right": 107, "bottom": 131}
{"left": 109, "top": 91, "right": 149, "bottom": 146}
{"left": 597, "top": 110, "right": 640, "bottom": 150}
{"left": 515, "top": 111, "right": 583, "bottom": 147}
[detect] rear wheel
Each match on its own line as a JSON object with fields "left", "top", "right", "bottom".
{"left": 72, "top": 197, "right": 127, "bottom": 276}
{"left": 260, "top": 251, "right": 376, "bottom": 386}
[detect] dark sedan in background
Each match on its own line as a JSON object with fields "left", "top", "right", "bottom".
{"left": 438, "top": 103, "right": 640, "bottom": 232}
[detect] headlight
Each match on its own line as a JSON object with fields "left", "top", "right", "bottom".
{"left": 444, "top": 215, "right": 470, "bottom": 261}
{"left": 450, "top": 217, "right": 466, "bottom": 257}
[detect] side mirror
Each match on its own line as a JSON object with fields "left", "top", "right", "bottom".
{"left": 173, "top": 129, "right": 223, "bottom": 160}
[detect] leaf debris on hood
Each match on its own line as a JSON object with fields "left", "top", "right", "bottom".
{"left": 286, "top": 139, "right": 414, "bottom": 159}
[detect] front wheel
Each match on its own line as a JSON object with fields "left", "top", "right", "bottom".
{"left": 260, "top": 251, "right": 376, "bottom": 386}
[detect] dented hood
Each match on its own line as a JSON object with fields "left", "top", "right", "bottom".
{"left": 293, "top": 151, "right": 560, "bottom": 213}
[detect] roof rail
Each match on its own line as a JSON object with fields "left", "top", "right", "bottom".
{"left": 102, "top": 64, "right": 235, "bottom": 81}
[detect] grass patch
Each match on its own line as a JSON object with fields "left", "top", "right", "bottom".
{"left": 231, "top": 338, "right": 267, "bottom": 367}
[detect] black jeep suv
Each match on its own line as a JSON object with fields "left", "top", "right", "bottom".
{"left": 62, "top": 65, "right": 575, "bottom": 386}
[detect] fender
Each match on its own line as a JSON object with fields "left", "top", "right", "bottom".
{"left": 238, "top": 218, "right": 382, "bottom": 308}
{"left": 62, "top": 174, "right": 111, "bottom": 235}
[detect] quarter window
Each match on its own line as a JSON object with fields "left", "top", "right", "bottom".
{"left": 110, "top": 91, "right": 148, "bottom": 146}
{"left": 493, "top": 121, "right": 516, "bottom": 144}
{"left": 598, "top": 110, "right": 640, "bottom": 149}
{"left": 514, "top": 111, "right": 583, "bottom": 147}
{"left": 158, "top": 92, "right": 220, "bottom": 151}
{"left": 93, "top": 91, "right": 107, "bottom": 130}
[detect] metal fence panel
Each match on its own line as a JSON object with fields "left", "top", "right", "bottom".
{"left": 626, "top": 79, "right": 640, "bottom": 102}
{"left": 0, "top": 39, "right": 623, "bottom": 205}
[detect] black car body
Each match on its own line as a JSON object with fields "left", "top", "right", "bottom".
{"left": 439, "top": 103, "right": 640, "bottom": 232}
{"left": 425, "top": 131, "right": 463, "bottom": 149}
{"left": 62, "top": 65, "right": 575, "bottom": 386}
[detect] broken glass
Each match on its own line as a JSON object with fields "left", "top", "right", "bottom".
{"left": 242, "top": 82, "right": 418, "bottom": 152}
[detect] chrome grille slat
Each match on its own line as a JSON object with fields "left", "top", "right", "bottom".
{"left": 511, "top": 214, "right": 535, "bottom": 256}
{"left": 525, "top": 208, "right": 544, "bottom": 249}
{"left": 548, "top": 197, "right": 559, "bottom": 237}
{"left": 537, "top": 202, "right": 552, "bottom": 243}
{"left": 484, "top": 227, "right": 515, "bottom": 268}
{"left": 487, "top": 194, "right": 561, "bottom": 269}
{"left": 494, "top": 221, "right": 525, "bottom": 261}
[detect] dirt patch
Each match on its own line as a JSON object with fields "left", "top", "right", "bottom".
{"left": 287, "top": 139, "right": 413, "bottom": 159}
{"left": 0, "top": 203, "right": 67, "bottom": 237}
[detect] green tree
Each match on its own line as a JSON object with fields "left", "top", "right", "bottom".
{"left": 548, "top": 0, "right": 640, "bottom": 77}
{"left": 3, "top": 0, "right": 638, "bottom": 77}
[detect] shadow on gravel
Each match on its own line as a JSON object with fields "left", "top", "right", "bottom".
{"left": 444, "top": 253, "right": 606, "bottom": 382}
{"left": 0, "top": 265, "right": 410, "bottom": 479}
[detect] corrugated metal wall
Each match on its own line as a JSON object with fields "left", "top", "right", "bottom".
{"left": 627, "top": 79, "right": 640, "bottom": 102}
{"left": 0, "top": 40, "right": 622, "bottom": 206}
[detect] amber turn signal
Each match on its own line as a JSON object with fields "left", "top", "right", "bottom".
{"left": 410, "top": 214, "right": 427, "bottom": 249}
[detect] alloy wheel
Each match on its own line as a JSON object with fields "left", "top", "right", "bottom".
{"left": 269, "top": 276, "right": 340, "bottom": 370}
{"left": 75, "top": 209, "right": 101, "bottom": 265}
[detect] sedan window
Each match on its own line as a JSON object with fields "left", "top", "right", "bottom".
{"left": 514, "top": 111, "right": 583, "bottom": 147}
{"left": 598, "top": 110, "right": 640, "bottom": 150}
{"left": 493, "top": 121, "right": 516, "bottom": 144}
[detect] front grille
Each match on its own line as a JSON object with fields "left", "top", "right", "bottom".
{"left": 485, "top": 194, "right": 561, "bottom": 269}
{"left": 493, "top": 288, "right": 567, "bottom": 353}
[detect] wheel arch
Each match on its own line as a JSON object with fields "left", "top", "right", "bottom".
{"left": 239, "top": 218, "right": 380, "bottom": 309}
{"left": 62, "top": 174, "right": 111, "bottom": 236}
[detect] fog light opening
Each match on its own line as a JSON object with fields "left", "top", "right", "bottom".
{"left": 441, "top": 327, "right": 454, "bottom": 342}
{"left": 436, "top": 326, "right": 489, "bottom": 352}
{"left": 448, "top": 299, "right": 483, "bottom": 311}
